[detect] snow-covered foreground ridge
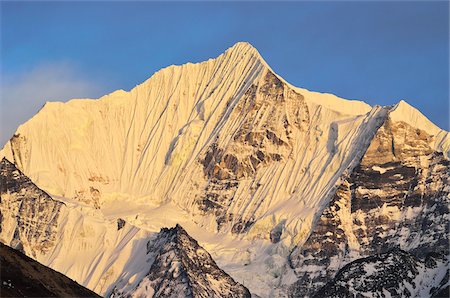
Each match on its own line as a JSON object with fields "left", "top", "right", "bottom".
{"left": 1, "top": 42, "right": 449, "bottom": 297}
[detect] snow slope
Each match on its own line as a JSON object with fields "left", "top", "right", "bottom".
{"left": 288, "top": 102, "right": 450, "bottom": 297}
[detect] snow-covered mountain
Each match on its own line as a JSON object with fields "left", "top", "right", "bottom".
{"left": 0, "top": 42, "right": 449, "bottom": 297}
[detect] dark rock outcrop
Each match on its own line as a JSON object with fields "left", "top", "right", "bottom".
{"left": 112, "top": 224, "right": 251, "bottom": 298}
{"left": 313, "top": 249, "right": 448, "bottom": 298}
{"left": 0, "top": 158, "right": 64, "bottom": 257}
{"left": 117, "top": 218, "right": 126, "bottom": 230}
{"left": 0, "top": 242, "right": 100, "bottom": 297}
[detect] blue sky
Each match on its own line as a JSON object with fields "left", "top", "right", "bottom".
{"left": 1, "top": 1, "right": 449, "bottom": 145}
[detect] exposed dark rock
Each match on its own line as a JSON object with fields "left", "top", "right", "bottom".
{"left": 113, "top": 224, "right": 251, "bottom": 298}
{"left": 269, "top": 220, "right": 285, "bottom": 243}
{"left": 313, "top": 249, "right": 447, "bottom": 298}
{"left": 0, "top": 242, "right": 100, "bottom": 297}
{"left": 117, "top": 218, "right": 126, "bottom": 230}
{"left": 0, "top": 158, "right": 64, "bottom": 257}
{"left": 433, "top": 286, "right": 450, "bottom": 298}
{"left": 231, "top": 219, "right": 255, "bottom": 234}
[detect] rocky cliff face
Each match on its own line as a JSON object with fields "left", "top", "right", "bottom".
{"left": 112, "top": 225, "right": 250, "bottom": 298}
{"left": 0, "top": 157, "right": 149, "bottom": 295}
{"left": 288, "top": 108, "right": 450, "bottom": 297}
{"left": 0, "top": 158, "right": 64, "bottom": 257}
{"left": 313, "top": 249, "right": 449, "bottom": 298}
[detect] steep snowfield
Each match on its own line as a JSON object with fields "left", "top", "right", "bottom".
{"left": 1, "top": 42, "right": 449, "bottom": 297}
{"left": 1, "top": 42, "right": 265, "bottom": 203}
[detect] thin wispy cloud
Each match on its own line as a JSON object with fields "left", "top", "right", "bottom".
{"left": 1, "top": 62, "right": 107, "bottom": 146}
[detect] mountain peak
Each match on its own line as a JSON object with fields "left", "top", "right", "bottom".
{"left": 390, "top": 99, "right": 445, "bottom": 135}
{"left": 1, "top": 157, "right": 10, "bottom": 166}
{"left": 389, "top": 99, "right": 449, "bottom": 157}
{"left": 124, "top": 223, "right": 251, "bottom": 298}
{"left": 226, "top": 41, "right": 259, "bottom": 54}
{"left": 223, "top": 41, "right": 266, "bottom": 66}
{"left": 160, "top": 223, "right": 188, "bottom": 237}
